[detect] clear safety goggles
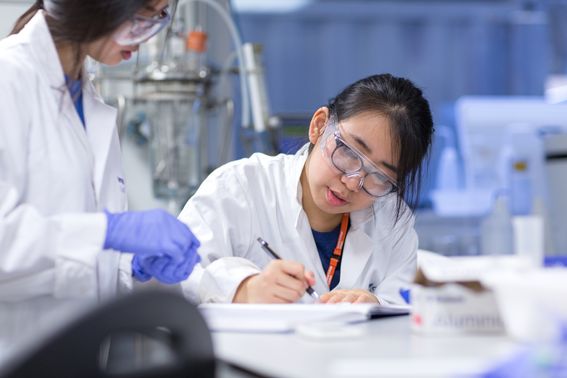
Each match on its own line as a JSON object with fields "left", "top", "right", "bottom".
{"left": 113, "top": 6, "right": 171, "bottom": 46}
{"left": 320, "top": 117, "right": 398, "bottom": 198}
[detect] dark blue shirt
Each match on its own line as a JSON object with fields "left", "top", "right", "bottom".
{"left": 312, "top": 222, "right": 348, "bottom": 290}
{"left": 64, "top": 75, "right": 85, "bottom": 127}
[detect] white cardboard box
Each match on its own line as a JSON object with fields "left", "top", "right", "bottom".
{"left": 410, "top": 256, "right": 530, "bottom": 334}
{"left": 411, "top": 282, "right": 503, "bottom": 334}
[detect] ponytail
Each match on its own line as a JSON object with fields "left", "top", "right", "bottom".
{"left": 9, "top": 0, "right": 43, "bottom": 35}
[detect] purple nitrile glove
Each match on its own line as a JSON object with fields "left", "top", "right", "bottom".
{"left": 132, "top": 245, "right": 201, "bottom": 285}
{"left": 104, "top": 209, "right": 199, "bottom": 264}
{"left": 132, "top": 255, "right": 152, "bottom": 282}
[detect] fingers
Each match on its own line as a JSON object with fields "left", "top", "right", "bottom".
{"left": 240, "top": 261, "right": 313, "bottom": 303}
{"left": 167, "top": 237, "right": 200, "bottom": 267}
{"left": 175, "top": 250, "right": 201, "bottom": 280}
{"left": 140, "top": 256, "right": 180, "bottom": 285}
{"left": 273, "top": 285, "right": 305, "bottom": 302}
{"left": 320, "top": 290, "right": 379, "bottom": 304}
{"left": 325, "top": 292, "right": 347, "bottom": 304}
{"left": 107, "top": 209, "right": 200, "bottom": 263}
{"left": 264, "top": 296, "right": 288, "bottom": 304}
{"left": 341, "top": 293, "right": 359, "bottom": 303}
{"left": 304, "top": 271, "right": 316, "bottom": 287}
{"left": 161, "top": 215, "right": 200, "bottom": 264}
{"left": 131, "top": 256, "right": 152, "bottom": 282}
{"left": 137, "top": 211, "right": 200, "bottom": 267}
{"left": 166, "top": 229, "right": 191, "bottom": 264}
{"left": 354, "top": 295, "right": 377, "bottom": 304}
{"left": 277, "top": 260, "right": 306, "bottom": 279}
{"left": 149, "top": 257, "right": 172, "bottom": 283}
{"left": 269, "top": 260, "right": 313, "bottom": 288}
{"left": 190, "top": 233, "right": 201, "bottom": 248}
{"left": 267, "top": 260, "right": 314, "bottom": 299}
{"left": 135, "top": 245, "right": 202, "bottom": 285}
{"left": 163, "top": 256, "right": 190, "bottom": 283}
{"left": 188, "top": 246, "right": 201, "bottom": 264}
{"left": 275, "top": 272, "right": 307, "bottom": 297}
{"left": 159, "top": 253, "right": 197, "bottom": 284}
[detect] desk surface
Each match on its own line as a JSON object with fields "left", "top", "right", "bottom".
{"left": 212, "top": 315, "right": 521, "bottom": 378}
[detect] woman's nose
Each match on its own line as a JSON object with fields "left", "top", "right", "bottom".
{"left": 341, "top": 173, "right": 364, "bottom": 192}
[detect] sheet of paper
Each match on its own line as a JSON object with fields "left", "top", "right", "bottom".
{"left": 198, "top": 303, "right": 410, "bottom": 333}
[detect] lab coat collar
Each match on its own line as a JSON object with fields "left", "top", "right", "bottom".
{"left": 289, "top": 144, "right": 309, "bottom": 213}
{"left": 21, "top": 12, "right": 118, "bottom": 203}
{"left": 83, "top": 82, "right": 118, "bottom": 202}
{"left": 287, "top": 145, "right": 385, "bottom": 291}
{"left": 20, "top": 11, "right": 66, "bottom": 92}
{"left": 338, "top": 226, "right": 374, "bottom": 290}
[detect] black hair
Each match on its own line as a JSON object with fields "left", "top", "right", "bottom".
{"left": 319, "top": 74, "right": 434, "bottom": 220}
{"left": 10, "top": 0, "right": 155, "bottom": 43}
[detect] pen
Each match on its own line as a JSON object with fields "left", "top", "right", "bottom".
{"left": 256, "top": 237, "right": 320, "bottom": 301}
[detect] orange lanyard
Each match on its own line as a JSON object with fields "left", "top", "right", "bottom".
{"left": 325, "top": 213, "right": 350, "bottom": 287}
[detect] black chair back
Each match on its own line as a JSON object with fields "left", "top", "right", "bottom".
{"left": 0, "top": 290, "right": 215, "bottom": 378}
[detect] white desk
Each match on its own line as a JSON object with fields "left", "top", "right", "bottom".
{"left": 212, "top": 315, "right": 521, "bottom": 378}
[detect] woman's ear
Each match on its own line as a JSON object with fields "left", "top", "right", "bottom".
{"left": 308, "top": 107, "right": 329, "bottom": 144}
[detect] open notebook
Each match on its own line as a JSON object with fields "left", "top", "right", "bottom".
{"left": 199, "top": 303, "right": 410, "bottom": 333}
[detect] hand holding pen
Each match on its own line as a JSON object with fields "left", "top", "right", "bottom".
{"left": 233, "top": 238, "right": 320, "bottom": 303}
{"left": 256, "top": 237, "right": 320, "bottom": 301}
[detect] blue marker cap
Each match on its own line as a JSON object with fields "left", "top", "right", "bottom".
{"left": 399, "top": 288, "right": 410, "bottom": 304}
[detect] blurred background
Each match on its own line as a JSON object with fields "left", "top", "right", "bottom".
{"left": 3, "top": 0, "right": 567, "bottom": 257}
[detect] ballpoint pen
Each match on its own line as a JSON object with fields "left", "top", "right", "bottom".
{"left": 256, "top": 237, "right": 320, "bottom": 301}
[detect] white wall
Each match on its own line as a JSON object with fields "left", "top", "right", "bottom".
{"left": 0, "top": 1, "right": 33, "bottom": 36}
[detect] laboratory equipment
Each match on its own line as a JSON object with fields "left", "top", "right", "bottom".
{"left": 96, "top": 0, "right": 276, "bottom": 212}
{"left": 503, "top": 124, "right": 542, "bottom": 216}
{"left": 509, "top": 158, "right": 532, "bottom": 215}
{"left": 512, "top": 215, "right": 544, "bottom": 267}
{"left": 480, "top": 193, "right": 515, "bottom": 255}
{"left": 435, "top": 126, "right": 461, "bottom": 192}
{"left": 430, "top": 125, "right": 467, "bottom": 215}
{"left": 543, "top": 133, "right": 567, "bottom": 255}
{"left": 455, "top": 96, "right": 567, "bottom": 215}
{"left": 240, "top": 42, "right": 280, "bottom": 156}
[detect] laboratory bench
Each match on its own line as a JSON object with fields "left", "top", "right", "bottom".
{"left": 213, "top": 315, "right": 520, "bottom": 378}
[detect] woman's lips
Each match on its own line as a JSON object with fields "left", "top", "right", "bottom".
{"left": 121, "top": 50, "right": 132, "bottom": 60}
{"left": 326, "top": 188, "right": 347, "bottom": 206}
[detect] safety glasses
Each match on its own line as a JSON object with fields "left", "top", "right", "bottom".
{"left": 113, "top": 6, "right": 172, "bottom": 46}
{"left": 320, "top": 117, "right": 398, "bottom": 198}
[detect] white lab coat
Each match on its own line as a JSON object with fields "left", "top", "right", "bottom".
{"left": 179, "top": 145, "right": 417, "bottom": 305}
{"left": 0, "top": 12, "right": 132, "bottom": 353}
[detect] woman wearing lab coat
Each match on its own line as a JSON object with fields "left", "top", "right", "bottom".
{"left": 0, "top": 0, "right": 200, "bottom": 348}
{"left": 179, "top": 74, "right": 434, "bottom": 305}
